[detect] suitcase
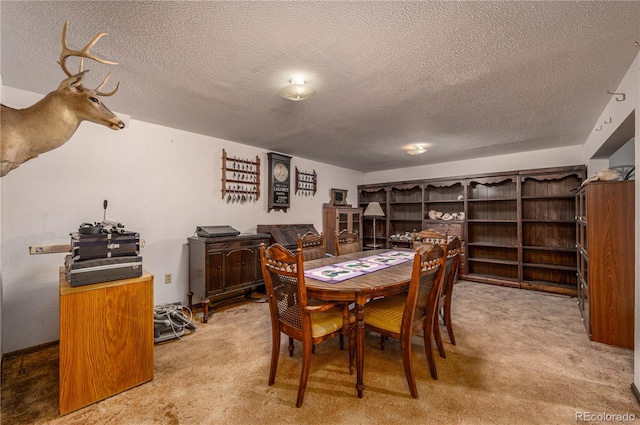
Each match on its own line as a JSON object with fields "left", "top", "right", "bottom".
{"left": 65, "top": 255, "right": 143, "bottom": 286}
{"left": 71, "top": 231, "right": 140, "bottom": 261}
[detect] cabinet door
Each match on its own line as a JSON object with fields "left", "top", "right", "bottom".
{"left": 206, "top": 249, "right": 224, "bottom": 293}
{"left": 224, "top": 248, "right": 258, "bottom": 289}
{"left": 337, "top": 211, "right": 350, "bottom": 233}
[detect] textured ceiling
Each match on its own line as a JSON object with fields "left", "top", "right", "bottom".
{"left": 1, "top": 1, "right": 639, "bottom": 172}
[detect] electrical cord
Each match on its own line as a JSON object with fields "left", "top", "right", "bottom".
{"left": 154, "top": 303, "right": 197, "bottom": 341}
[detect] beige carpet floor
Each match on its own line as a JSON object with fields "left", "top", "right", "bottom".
{"left": 2, "top": 280, "right": 639, "bottom": 425}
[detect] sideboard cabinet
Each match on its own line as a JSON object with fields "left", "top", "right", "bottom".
{"left": 576, "top": 181, "right": 635, "bottom": 348}
{"left": 188, "top": 233, "right": 270, "bottom": 322}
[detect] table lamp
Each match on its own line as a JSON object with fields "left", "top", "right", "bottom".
{"left": 363, "top": 201, "right": 385, "bottom": 248}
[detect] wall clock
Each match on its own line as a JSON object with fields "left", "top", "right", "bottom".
{"left": 267, "top": 152, "right": 292, "bottom": 212}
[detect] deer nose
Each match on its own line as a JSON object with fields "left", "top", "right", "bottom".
{"left": 111, "top": 120, "right": 125, "bottom": 130}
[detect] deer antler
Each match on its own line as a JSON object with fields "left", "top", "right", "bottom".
{"left": 58, "top": 21, "right": 120, "bottom": 96}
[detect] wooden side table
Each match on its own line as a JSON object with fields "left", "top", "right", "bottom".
{"left": 59, "top": 268, "right": 154, "bottom": 415}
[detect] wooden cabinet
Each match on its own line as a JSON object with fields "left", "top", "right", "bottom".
{"left": 188, "top": 234, "right": 270, "bottom": 322}
{"left": 357, "top": 165, "right": 586, "bottom": 295}
{"left": 576, "top": 181, "right": 635, "bottom": 348}
{"left": 323, "top": 204, "right": 363, "bottom": 255}
{"left": 59, "top": 269, "right": 154, "bottom": 415}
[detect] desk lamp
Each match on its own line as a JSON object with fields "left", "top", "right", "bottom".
{"left": 363, "top": 201, "right": 385, "bottom": 248}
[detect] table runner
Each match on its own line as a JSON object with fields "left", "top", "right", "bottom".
{"left": 304, "top": 250, "right": 413, "bottom": 283}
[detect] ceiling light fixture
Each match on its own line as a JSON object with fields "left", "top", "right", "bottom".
{"left": 406, "top": 145, "right": 427, "bottom": 155}
{"left": 280, "top": 78, "right": 317, "bottom": 101}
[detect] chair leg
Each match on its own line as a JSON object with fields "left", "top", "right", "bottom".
{"left": 380, "top": 335, "right": 386, "bottom": 350}
{"left": 296, "top": 340, "right": 314, "bottom": 408}
{"left": 269, "top": 329, "right": 281, "bottom": 386}
{"left": 401, "top": 335, "right": 418, "bottom": 398}
{"left": 423, "top": 312, "right": 439, "bottom": 380}
{"left": 444, "top": 299, "right": 456, "bottom": 345}
{"left": 433, "top": 314, "right": 446, "bottom": 359}
{"left": 289, "top": 337, "right": 295, "bottom": 357}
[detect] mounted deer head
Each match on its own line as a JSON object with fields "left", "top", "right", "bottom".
{"left": 0, "top": 21, "right": 124, "bottom": 177}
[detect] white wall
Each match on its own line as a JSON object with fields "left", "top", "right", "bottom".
{"left": 364, "top": 145, "right": 583, "bottom": 184}
{"left": 577, "top": 53, "right": 639, "bottom": 390}
{"left": 0, "top": 85, "right": 363, "bottom": 353}
{"left": 610, "top": 137, "right": 635, "bottom": 170}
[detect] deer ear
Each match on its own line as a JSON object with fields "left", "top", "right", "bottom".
{"left": 58, "top": 70, "right": 89, "bottom": 90}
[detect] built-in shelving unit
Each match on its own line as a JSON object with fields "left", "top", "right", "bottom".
{"left": 466, "top": 176, "right": 518, "bottom": 285}
{"left": 519, "top": 171, "right": 583, "bottom": 294}
{"left": 388, "top": 183, "right": 422, "bottom": 249}
{"left": 358, "top": 165, "right": 586, "bottom": 295}
{"left": 359, "top": 187, "right": 388, "bottom": 249}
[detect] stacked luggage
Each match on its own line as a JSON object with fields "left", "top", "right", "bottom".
{"left": 65, "top": 221, "right": 142, "bottom": 287}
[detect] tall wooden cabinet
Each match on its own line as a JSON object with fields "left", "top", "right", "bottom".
{"left": 358, "top": 165, "right": 586, "bottom": 295}
{"left": 323, "top": 204, "right": 363, "bottom": 255}
{"left": 576, "top": 180, "right": 635, "bottom": 349}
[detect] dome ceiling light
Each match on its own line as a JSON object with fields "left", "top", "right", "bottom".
{"left": 280, "top": 78, "right": 317, "bottom": 101}
{"left": 406, "top": 145, "right": 427, "bottom": 155}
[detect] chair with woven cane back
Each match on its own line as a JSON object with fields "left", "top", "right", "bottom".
{"left": 413, "top": 229, "right": 461, "bottom": 357}
{"left": 296, "top": 231, "right": 327, "bottom": 261}
{"left": 363, "top": 243, "right": 446, "bottom": 397}
{"left": 435, "top": 235, "right": 461, "bottom": 354}
{"left": 334, "top": 229, "right": 360, "bottom": 256}
{"left": 259, "top": 243, "right": 355, "bottom": 407}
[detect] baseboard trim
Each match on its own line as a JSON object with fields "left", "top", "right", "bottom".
{"left": 3, "top": 340, "right": 59, "bottom": 360}
{"left": 631, "top": 383, "right": 640, "bottom": 406}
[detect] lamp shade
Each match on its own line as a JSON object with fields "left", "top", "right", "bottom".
{"left": 363, "top": 201, "right": 385, "bottom": 217}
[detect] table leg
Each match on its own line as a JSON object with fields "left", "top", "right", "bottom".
{"left": 355, "top": 294, "right": 366, "bottom": 398}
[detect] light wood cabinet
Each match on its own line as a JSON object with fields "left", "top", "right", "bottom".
{"left": 59, "top": 269, "right": 154, "bottom": 415}
{"left": 323, "top": 204, "right": 363, "bottom": 255}
{"left": 576, "top": 181, "right": 635, "bottom": 348}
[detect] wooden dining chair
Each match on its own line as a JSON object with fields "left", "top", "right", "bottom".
{"left": 412, "top": 229, "right": 461, "bottom": 357}
{"left": 433, "top": 235, "right": 462, "bottom": 358}
{"left": 412, "top": 228, "right": 447, "bottom": 249}
{"left": 363, "top": 243, "right": 446, "bottom": 398}
{"left": 259, "top": 243, "right": 354, "bottom": 407}
{"left": 296, "top": 231, "right": 326, "bottom": 261}
{"left": 334, "top": 229, "right": 361, "bottom": 256}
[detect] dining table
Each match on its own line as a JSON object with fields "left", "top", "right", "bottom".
{"left": 303, "top": 248, "right": 416, "bottom": 398}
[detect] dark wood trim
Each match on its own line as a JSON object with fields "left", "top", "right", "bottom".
{"left": 3, "top": 340, "right": 59, "bottom": 360}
